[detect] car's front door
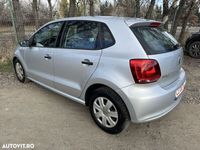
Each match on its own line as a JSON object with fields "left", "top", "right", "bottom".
{"left": 53, "top": 21, "right": 102, "bottom": 97}
{"left": 25, "top": 22, "right": 63, "bottom": 87}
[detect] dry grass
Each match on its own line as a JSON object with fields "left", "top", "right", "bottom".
{"left": 0, "top": 61, "right": 12, "bottom": 72}
{"left": 0, "top": 39, "right": 15, "bottom": 72}
{"left": 0, "top": 26, "right": 35, "bottom": 33}
{"left": 0, "top": 27, "right": 33, "bottom": 72}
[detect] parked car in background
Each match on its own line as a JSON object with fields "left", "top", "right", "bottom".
{"left": 13, "top": 16, "right": 186, "bottom": 134}
{"left": 185, "top": 31, "right": 200, "bottom": 58}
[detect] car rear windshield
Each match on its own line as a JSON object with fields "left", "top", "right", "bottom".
{"left": 131, "top": 26, "right": 180, "bottom": 55}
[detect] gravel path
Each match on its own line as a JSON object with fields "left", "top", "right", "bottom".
{"left": 182, "top": 56, "right": 200, "bottom": 104}
{"left": 0, "top": 55, "right": 200, "bottom": 150}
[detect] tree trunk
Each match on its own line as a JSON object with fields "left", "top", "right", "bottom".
{"left": 89, "top": 0, "right": 94, "bottom": 16}
{"left": 178, "top": 0, "right": 195, "bottom": 45}
{"left": 170, "top": 0, "right": 186, "bottom": 36}
{"left": 47, "top": 0, "right": 53, "bottom": 20}
{"left": 59, "top": 0, "right": 69, "bottom": 17}
{"left": 162, "top": 0, "right": 179, "bottom": 30}
{"left": 69, "top": 0, "right": 76, "bottom": 17}
{"left": 0, "top": 0, "right": 6, "bottom": 14}
{"left": 32, "top": 0, "right": 39, "bottom": 29}
{"left": 135, "top": 0, "right": 140, "bottom": 17}
{"left": 162, "top": 0, "right": 169, "bottom": 30}
{"left": 12, "top": 0, "right": 25, "bottom": 42}
{"left": 145, "top": 0, "right": 156, "bottom": 19}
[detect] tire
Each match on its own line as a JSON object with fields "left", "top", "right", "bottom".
{"left": 89, "top": 87, "right": 130, "bottom": 134}
{"left": 13, "top": 59, "right": 28, "bottom": 83}
{"left": 188, "top": 41, "right": 200, "bottom": 58}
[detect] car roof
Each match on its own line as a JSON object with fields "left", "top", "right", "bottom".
{"left": 50, "top": 16, "right": 159, "bottom": 26}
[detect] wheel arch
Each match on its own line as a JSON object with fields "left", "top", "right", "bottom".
{"left": 84, "top": 83, "right": 109, "bottom": 106}
{"left": 12, "top": 53, "right": 28, "bottom": 72}
{"left": 12, "top": 56, "right": 28, "bottom": 78}
{"left": 84, "top": 83, "right": 131, "bottom": 120}
{"left": 12, "top": 56, "right": 18, "bottom": 64}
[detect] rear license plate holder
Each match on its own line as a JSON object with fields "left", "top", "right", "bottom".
{"left": 175, "top": 81, "right": 186, "bottom": 98}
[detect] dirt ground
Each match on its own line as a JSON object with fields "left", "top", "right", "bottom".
{"left": 0, "top": 55, "right": 200, "bottom": 150}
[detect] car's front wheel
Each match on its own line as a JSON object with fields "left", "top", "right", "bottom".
{"left": 13, "top": 59, "right": 27, "bottom": 83}
{"left": 89, "top": 87, "right": 129, "bottom": 134}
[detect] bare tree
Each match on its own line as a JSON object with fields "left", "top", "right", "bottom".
{"left": 179, "top": 0, "right": 197, "bottom": 44}
{"left": 69, "top": 0, "right": 76, "bottom": 17}
{"left": 162, "top": 0, "right": 169, "bottom": 29}
{"left": 125, "top": 0, "right": 135, "bottom": 17}
{"left": 145, "top": 0, "right": 156, "bottom": 19}
{"left": 59, "top": 0, "right": 69, "bottom": 17}
{"left": 32, "top": 0, "right": 39, "bottom": 29}
{"left": 12, "top": 0, "right": 25, "bottom": 42}
{"left": 47, "top": 0, "right": 53, "bottom": 20}
{"left": 0, "top": 0, "right": 6, "bottom": 14}
{"left": 0, "top": 0, "right": 9, "bottom": 26}
{"left": 100, "top": 1, "right": 113, "bottom": 16}
{"left": 162, "top": 0, "right": 179, "bottom": 30}
{"left": 170, "top": 0, "right": 186, "bottom": 36}
{"left": 135, "top": 0, "right": 140, "bottom": 17}
{"left": 89, "top": 0, "right": 94, "bottom": 16}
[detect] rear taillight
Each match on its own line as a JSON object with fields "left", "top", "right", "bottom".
{"left": 129, "top": 59, "right": 161, "bottom": 84}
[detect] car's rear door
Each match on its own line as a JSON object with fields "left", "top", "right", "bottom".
{"left": 130, "top": 23, "right": 183, "bottom": 87}
{"left": 53, "top": 21, "right": 102, "bottom": 97}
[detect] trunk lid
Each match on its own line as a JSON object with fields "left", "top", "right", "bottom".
{"left": 148, "top": 48, "right": 183, "bottom": 87}
{"left": 130, "top": 22, "right": 183, "bottom": 87}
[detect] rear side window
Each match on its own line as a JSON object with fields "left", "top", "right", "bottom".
{"left": 131, "top": 26, "right": 180, "bottom": 55}
{"left": 101, "top": 24, "right": 115, "bottom": 48}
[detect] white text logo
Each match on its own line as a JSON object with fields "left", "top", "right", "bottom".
{"left": 2, "top": 144, "right": 34, "bottom": 149}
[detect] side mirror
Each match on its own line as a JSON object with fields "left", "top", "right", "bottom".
{"left": 19, "top": 40, "right": 30, "bottom": 47}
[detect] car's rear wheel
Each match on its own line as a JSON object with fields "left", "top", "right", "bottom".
{"left": 14, "top": 59, "right": 27, "bottom": 83}
{"left": 188, "top": 41, "right": 200, "bottom": 58}
{"left": 89, "top": 87, "right": 129, "bottom": 134}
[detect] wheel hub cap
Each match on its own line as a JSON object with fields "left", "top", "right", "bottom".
{"left": 93, "top": 97, "right": 118, "bottom": 128}
{"left": 190, "top": 42, "right": 200, "bottom": 57}
{"left": 15, "top": 62, "right": 24, "bottom": 80}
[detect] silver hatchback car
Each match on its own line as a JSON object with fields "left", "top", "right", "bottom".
{"left": 13, "top": 16, "right": 186, "bottom": 134}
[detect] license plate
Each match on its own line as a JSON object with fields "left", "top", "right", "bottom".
{"left": 175, "top": 81, "right": 186, "bottom": 98}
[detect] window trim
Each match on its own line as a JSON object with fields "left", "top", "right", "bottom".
{"left": 28, "top": 20, "right": 116, "bottom": 50}
{"left": 29, "top": 21, "right": 65, "bottom": 48}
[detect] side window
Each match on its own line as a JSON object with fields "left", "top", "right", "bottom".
{"left": 32, "top": 22, "right": 63, "bottom": 47}
{"left": 101, "top": 24, "right": 115, "bottom": 48}
{"left": 62, "top": 21, "right": 99, "bottom": 50}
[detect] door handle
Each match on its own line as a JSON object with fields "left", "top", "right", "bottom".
{"left": 81, "top": 59, "right": 93, "bottom": 65}
{"left": 44, "top": 54, "right": 51, "bottom": 60}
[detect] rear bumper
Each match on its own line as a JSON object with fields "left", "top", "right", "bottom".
{"left": 118, "top": 68, "right": 186, "bottom": 123}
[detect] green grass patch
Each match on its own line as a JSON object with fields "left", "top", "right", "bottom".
{"left": 0, "top": 61, "right": 13, "bottom": 72}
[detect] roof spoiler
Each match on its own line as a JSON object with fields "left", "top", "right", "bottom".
{"left": 130, "top": 21, "right": 162, "bottom": 28}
